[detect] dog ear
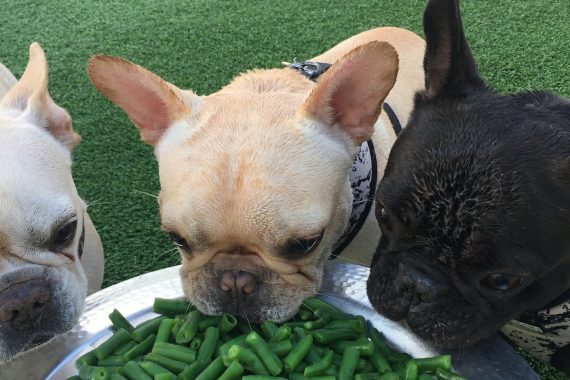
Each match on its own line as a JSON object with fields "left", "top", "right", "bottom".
{"left": 0, "top": 62, "right": 18, "bottom": 97}
{"left": 299, "top": 41, "right": 399, "bottom": 145}
{"left": 88, "top": 56, "right": 196, "bottom": 145}
{"left": 0, "top": 43, "right": 80, "bottom": 149}
{"left": 422, "top": 0, "right": 485, "bottom": 98}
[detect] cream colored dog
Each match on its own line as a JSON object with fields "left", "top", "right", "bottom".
{"left": 88, "top": 27, "right": 424, "bottom": 322}
{"left": 0, "top": 44, "right": 104, "bottom": 361}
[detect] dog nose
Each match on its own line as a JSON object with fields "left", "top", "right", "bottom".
{"left": 400, "top": 263, "right": 446, "bottom": 302}
{"left": 220, "top": 270, "right": 258, "bottom": 297}
{"left": 0, "top": 278, "right": 51, "bottom": 331}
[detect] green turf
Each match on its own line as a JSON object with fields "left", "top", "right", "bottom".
{"left": 1, "top": 0, "right": 569, "bottom": 378}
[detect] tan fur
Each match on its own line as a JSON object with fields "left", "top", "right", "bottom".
{"left": 89, "top": 27, "right": 425, "bottom": 321}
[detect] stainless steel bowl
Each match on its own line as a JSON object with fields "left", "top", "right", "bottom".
{"left": 0, "top": 262, "right": 538, "bottom": 380}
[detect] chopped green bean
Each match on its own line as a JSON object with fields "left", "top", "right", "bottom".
{"left": 199, "top": 315, "right": 222, "bottom": 331}
{"left": 416, "top": 355, "right": 452, "bottom": 372}
{"left": 283, "top": 334, "right": 313, "bottom": 372}
{"left": 218, "top": 360, "right": 245, "bottom": 380}
{"left": 405, "top": 359, "right": 418, "bottom": 380}
{"left": 435, "top": 368, "right": 467, "bottom": 380}
{"left": 196, "top": 326, "right": 219, "bottom": 362}
{"left": 176, "top": 310, "right": 201, "bottom": 344}
{"left": 138, "top": 361, "right": 172, "bottom": 377}
{"left": 109, "top": 309, "right": 135, "bottom": 333}
{"left": 122, "top": 334, "right": 155, "bottom": 362}
{"left": 178, "top": 359, "right": 211, "bottom": 380}
{"left": 218, "top": 313, "right": 238, "bottom": 334}
{"left": 131, "top": 317, "right": 166, "bottom": 343}
{"left": 143, "top": 353, "right": 187, "bottom": 374}
{"left": 152, "top": 342, "right": 196, "bottom": 363}
{"left": 228, "top": 345, "right": 270, "bottom": 375}
{"left": 154, "top": 319, "right": 175, "bottom": 346}
{"left": 304, "top": 349, "right": 334, "bottom": 377}
{"left": 121, "top": 361, "right": 152, "bottom": 380}
{"left": 94, "top": 329, "right": 132, "bottom": 360}
{"left": 195, "top": 356, "right": 226, "bottom": 380}
{"left": 245, "top": 331, "right": 283, "bottom": 376}
{"left": 152, "top": 298, "right": 192, "bottom": 315}
{"left": 338, "top": 346, "right": 359, "bottom": 380}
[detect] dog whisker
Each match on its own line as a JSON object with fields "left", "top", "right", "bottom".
{"left": 242, "top": 310, "right": 252, "bottom": 332}
{"left": 132, "top": 189, "right": 159, "bottom": 199}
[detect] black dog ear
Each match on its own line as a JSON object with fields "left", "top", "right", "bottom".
{"left": 422, "top": 0, "right": 485, "bottom": 98}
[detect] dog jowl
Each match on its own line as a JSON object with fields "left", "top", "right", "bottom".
{"left": 367, "top": 0, "right": 570, "bottom": 358}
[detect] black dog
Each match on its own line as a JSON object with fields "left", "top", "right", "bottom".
{"left": 367, "top": 0, "right": 570, "bottom": 372}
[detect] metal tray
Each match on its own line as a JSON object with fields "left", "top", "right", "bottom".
{"left": 0, "top": 262, "right": 538, "bottom": 380}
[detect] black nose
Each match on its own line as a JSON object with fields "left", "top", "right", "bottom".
{"left": 0, "top": 278, "right": 51, "bottom": 331}
{"left": 398, "top": 262, "right": 447, "bottom": 303}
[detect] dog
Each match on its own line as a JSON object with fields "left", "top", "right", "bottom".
{"left": 87, "top": 28, "right": 425, "bottom": 322}
{"left": 366, "top": 0, "right": 570, "bottom": 372}
{"left": 0, "top": 43, "right": 104, "bottom": 361}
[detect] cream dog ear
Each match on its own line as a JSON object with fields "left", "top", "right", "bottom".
{"left": 0, "top": 43, "right": 80, "bottom": 149}
{"left": 0, "top": 62, "right": 18, "bottom": 98}
{"left": 299, "top": 41, "right": 399, "bottom": 145}
{"left": 88, "top": 55, "right": 196, "bottom": 145}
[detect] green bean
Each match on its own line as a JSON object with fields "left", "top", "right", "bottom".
{"left": 131, "top": 317, "right": 166, "bottom": 343}
{"left": 154, "top": 373, "right": 176, "bottom": 380}
{"left": 177, "top": 359, "right": 211, "bottom": 380}
{"left": 109, "top": 374, "right": 127, "bottom": 380}
{"left": 143, "top": 353, "right": 187, "bottom": 374}
{"left": 323, "top": 364, "right": 337, "bottom": 376}
{"left": 388, "top": 352, "right": 413, "bottom": 364}
{"left": 268, "top": 339, "right": 292, "bottom": 357}
{"left": 219, "top": 335, "right": 247, "bottom": 356}
{"left": 98, "top": 356, "right": 126, "bottom": 367}
{"left": 199, "top": 315, "right": 222, "bottom": 331}
{"left": 76, "top": 351, "right": 98, "bottom": 368}
{"left": 379, "top": 372, "right": 401, "bottom": 380}
{"left": 302, "top": 298, "right": 342, "bottom": 314}
{"left": 334, "top": 337, "right": 375, "bottom": 356}
{"left": 176, "top": 310, "right": 201, "bottom": 343}
{"left": 154, "top": 319, "right": 175, "bottom": 346}
{"left": 283, "top": 334, "right": 313, "bottom": 372}
{"left": 218, "top": 360, "right": 244, "bottom": 380}
{"left": 228, "top": 345, "right": 270, "bottom": 375}
{"left": 121, "top": 361, "right": 152, "bottom": 380}
{"left": 305, "top": 346, "right": 322, "bottom": 364}
{"left": 122, "top": 334, "right": 155, "bottom": 362}
{"left": 195, "top": 356, "right": 226, "bottom": 380}
{"left": 245, "top": 331, "right": 283, "bottom": 376}
{"left": 338, "top": 346, "right": 359, "bottom": 380}
{"left": 311, "top": 328, "right": 361, "bottom": 344}
{"left": 218, "top": 313, "right": 238, "bottom": 335}
{"left": 355, "top": 374, "right": 382, "bottom": 380}
{"left": 297, "top": 309, "right": 313, "bottom": 321}
{"left": 113, "top": 342, "right": 137, "bottom": 356}
{"left": 283, "top": 321, "right": 306, "bottom": 328}
{"left": 359, "top": 359, "right": 376, "bottom": 373}
{"left": 405, "top": 359, "right": 418, "bottom": 380}
{"left": 327, "top": 318, "right": 365, "bottom": 333}
{"left": 138, "top": 361, "right": 172, "bottom": 377}
{"left": 416, "top": 355, "right": 452, "bottom": 372}
{"left": 304, "top": 312, "right": 332, "bottom": 330}
{"left": 304, "top": 349, "right": 334, "bottom": 377}
{"left": 189, "top": 336, "right": 202, "bottom": 351}
{"left": 269, "top": 326, "right": 291, "bottom": 343}
{"left": 393, "top": 362, "right": 406, "bottom": 376}
{"left": 109, "top": 309, "right": 135, "bottom": 333}
{"left": 369, "top": 328, "right": 394, "bottom": 356}
{"left": 94, "top": 329, "right": 132, "bottom": 360}
{"left": 294, "top": 327, "right": 307, "bottom": 340}
{"left": 90, "top": 367, "right": 110, "bottom": 380}
{"left": 371, "top": 350, "right": 392, "bottom": 374}
{"left": 435, "top": 368, "right": 467, "bottom": 380}
{"left": 196, "top": 326, "right": 219, "bottom": 361}
{"left": 419, "top": 374, "right": 437, "bottom": 380}
{"left": 261, "top": 321, "right": 278, "bottom": 340}
{"left": 152, "top": 342, "right": 196, "bottom": 363}
{"left": 152, "top": 298, "right": 192, "bottom": 315}
{"left": 289, "top": 374, "right": 335, "bottom": 380}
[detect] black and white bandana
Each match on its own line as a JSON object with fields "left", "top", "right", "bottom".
{"left": 502, "top": 290, "right": 570, "bottom": 366}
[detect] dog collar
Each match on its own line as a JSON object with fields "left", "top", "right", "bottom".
{"left": 286, "top": 60, "right": 401, "bottom": 258}
{"left": 502, "top": 289, "right": 570, "bottom": 365}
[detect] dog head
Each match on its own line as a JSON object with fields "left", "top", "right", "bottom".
{"left": 0, "top": 43, "right": 87, "bottom": 361}
{"left": 88, "top": 42, "right": 398, "bottom": 322}
{"left": 367, "top": 0, "right": 570, "bottom": 349}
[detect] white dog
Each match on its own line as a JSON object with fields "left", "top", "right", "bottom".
{"left": 0, "top": 43, "right": 104, "bottom": 361}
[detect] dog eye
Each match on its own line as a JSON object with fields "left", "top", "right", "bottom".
{"left": 169, "top": 232, "right": 191, "bottom": 252}
{"left": 481, "top": 273, "right": 524, "bottom": 291}
{"left": 376, "top": 204, "right": 391, "bottom": 228}
{"left": 285, "top": 232, "right": 324, "bottom": 259}
{"left": 53, "top": 220, "right": 78, "bottom": 247}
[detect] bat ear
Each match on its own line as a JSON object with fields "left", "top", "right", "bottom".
{"left": 299, "top": 41, "right": 399, "bottom": 145}
{"left": 422, "top": 0, "right": 486, "bottom": 99}
{"left": 0, "top": 43, "right": 80, "bottom": 149}
{"left": 88, "top": 55, "right": 198, "bottom": 145}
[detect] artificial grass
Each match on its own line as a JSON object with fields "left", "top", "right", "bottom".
{"left": 1, "top": 0, "right": 569, "bottom": 378}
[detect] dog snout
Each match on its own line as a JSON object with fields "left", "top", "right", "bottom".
{"left": 0, "top": 278, "right": 51, "bottom": 331}
{"left": 219, "top": 270, "right": 259, "bottom": 298}
{"left": 399, "top": 262, "right": 447, "bottom": 303}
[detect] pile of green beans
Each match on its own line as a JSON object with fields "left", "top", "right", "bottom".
{"left": 68, "top": 297, "right": 467, "bottom": 380}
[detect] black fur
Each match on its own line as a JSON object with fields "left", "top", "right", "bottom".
{"left": 366, "top": 0, "right": 570, "bottom": 367}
